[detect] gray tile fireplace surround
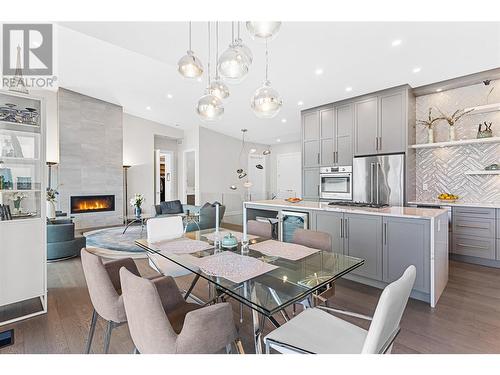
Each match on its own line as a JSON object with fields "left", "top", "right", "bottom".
{"left": 58, "top": 88, "right": 124, "bottom": 230}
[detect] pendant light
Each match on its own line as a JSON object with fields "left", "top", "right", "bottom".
{"left": 177, "top": 22, "right": 204, "bottom": 79}
{"left": 209, "top": 22, "right": 230, "bottom": 100}
{"left": 196, "top": 22, "right": 224, "bottom": 122}
{"left": 246, "top": 21, "right": 281, "bottom": 41}
{"left": 251, "top": 39, "right": 283, "bottom": 119}
{"left": 218, "top": 22, "right": 251, "bottom": 84}
{"left": 234, "top": 22, "right": 253, "bottom": 64}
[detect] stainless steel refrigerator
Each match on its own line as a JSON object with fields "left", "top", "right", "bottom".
{"left": 353, "top": 153, "right": 405, "bottom": 206}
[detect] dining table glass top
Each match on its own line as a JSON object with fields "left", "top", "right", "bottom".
{"left": 135, "top": 229, "right": 364, "bottom": 316}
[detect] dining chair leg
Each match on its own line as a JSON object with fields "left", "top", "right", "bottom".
{"left": 84, "top": 309, "right": 98, "bottom": 354}
{"left": 265, "top": 340, "right": 271, "bottom": 354}
{"left": 103, "top": 321, "right": 114, "bottom": 354}
{"left": 239, "top": 302, "right": 243, "bottom": 323}
{"left": 225, "top": 343, "right": 232, "bottom": 354}
{"left": 133, "top": 347, "right": 139, "bottom": 354}
{"left": 235, "top": 339, "right": 245, "bottom": 354}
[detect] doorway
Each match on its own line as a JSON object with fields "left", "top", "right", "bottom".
{"left": 276, "top": 152, "right": 302, "bottom": 198}
{"left": 155, "top": 150, "right": 175, "bottom": 204}
{"left": 248, "top": 154, "right": 266, "bottom": 201}
{"left": 184, "top": 150, "right": 196, "bottom": 205}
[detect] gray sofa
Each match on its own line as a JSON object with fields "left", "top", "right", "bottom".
{"left": 154, "top": 200, "right": 225, "bottom": 232}
{"left": 47, "top": 219, "right": 86, "bottom": 261}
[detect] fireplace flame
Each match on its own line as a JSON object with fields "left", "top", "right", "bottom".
{"left": 77, "top": 199, "right": 110, "bottom": 211}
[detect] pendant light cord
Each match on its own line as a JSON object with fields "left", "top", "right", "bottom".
{"left": 237, "top": 21, "right": 241, "bottom": 40}
{"left": 216, "top": 21, "right": 219, "bottom": 79}
{"left": 265, "top": 38, "right": 269, "bottom": 82}
{"left": 188, "top": 21, "right": 192, "bottom": 51}
{"left": 231, "top": 22, "right": 235, "bottom": 44}
{"left": 207, "top": 22, "right": 211, "bottom": 86}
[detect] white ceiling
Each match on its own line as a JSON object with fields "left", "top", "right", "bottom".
{"left": 56, "top": 22, "right": 500, "bottom": 144}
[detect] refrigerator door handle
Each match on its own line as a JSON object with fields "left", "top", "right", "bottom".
{"left": 370, "top": 162, "right": 375, "bottom": 204}
{"left": 376, "top": 163, "right": 380, "bottom": 204}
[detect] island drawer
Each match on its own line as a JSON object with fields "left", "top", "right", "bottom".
{"left": 452, "top": 235, "right": 496, "bottom": 260}
{"left": 453, "top": 207, "right": 495, "bottom": 219}
{"left": 453, "top": 216, "right": 495, "bottom": 238}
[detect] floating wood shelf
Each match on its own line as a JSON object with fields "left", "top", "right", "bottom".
{"left": 464, "top": 102, "right": 500, "bottom": 115}
{"left": 410, "top": 136, "right": 500, "bottom": 149}
{"left": 464, "top": 170, "right": 500, "bottom": 175}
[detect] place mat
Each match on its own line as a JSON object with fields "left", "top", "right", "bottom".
{"left": 191, "top": 251, "right": 278, "bottom": 284}
{"left": 203, "top": 230, "right": 258, "bottom": 242}
{"left": 148, "top": 237, "right": 213, "bottom": 254}
{"left": 249, "top": 240, "right": 320, "bottom": 261}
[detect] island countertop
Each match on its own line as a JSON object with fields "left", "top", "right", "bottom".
{"left": 408, "top": 200, "right": 500, "bottom": 209}
{"left": 245, "top": 200, "right": 448, "bottom": 220}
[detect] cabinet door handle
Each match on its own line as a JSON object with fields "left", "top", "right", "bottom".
{"left": 317, "top": 153, "right": 320, "bottom": 164}
{"left": 456, "top": 224, "right": 488, "bottom": 229}
{"left": 317, "top": 185, "right": 320, "bottom": 196}
{"left": 375, "top": 137, "right": 378, "bottom": 151}
{"left": 384, "top": 222, "right": 387, "bottom": 245}
{"left": 378, "top": 137, "right": 382, "bottom": 151}
{"left": 344, "top": 218, "right": 348, "bottom": 239}
{"left": 457, "top": 211, "right": 490, "bottom": 215}
{"left": 340, "top": 219, "right": 343, "bottom": 238}
{"left": 456, "top": 243, "right": 489, "bottom": 250}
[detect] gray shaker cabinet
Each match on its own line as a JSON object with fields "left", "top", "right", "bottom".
{"left": 303, "top": 110, "right": 320, "bottom": 168}
{"left": 303, "top": 110, "right": 320, "bottom": 141}
{"left": 344, "top": 213, "right": 383, "bottom": 280}
{"left": 304, "top": 140, "right": 321, "bottom": 167}
{"left": 379, "top": 91, "right": 406, "bottom": 154}
{"left": 303, "top": 168, "right": 320, "bottom": 199}
{"left": 334, "top": 103, "right": 354, "bottom": 166}
{"left": 315, "top": 211, "right": 344, "bottom": 254}
{"left": 354, "top": 97, "right": 378, "bottom": 156}
{"left": 320, "top": 107, "right": 334, "bottom": 165}
{"left": 382, "top": 217, "right": 430, "bottom": 293}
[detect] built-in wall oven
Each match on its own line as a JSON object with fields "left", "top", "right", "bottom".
{"left": 320, "top": 166, "right": 353, "bottom": 201}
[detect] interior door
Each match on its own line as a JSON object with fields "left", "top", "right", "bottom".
{"left": 248, "top": 154, "right": 266, "bottom": 201}
{"left": 277, "top": 152, "right": 302, "bottom": 198}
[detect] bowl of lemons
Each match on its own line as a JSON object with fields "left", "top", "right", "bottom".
{"left": 438, "top": 193, "right": 459, "bottom": 203}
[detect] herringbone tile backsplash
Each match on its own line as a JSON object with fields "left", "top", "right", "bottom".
{"left": 415, "top": 80, "right": 500, "bottom": 203}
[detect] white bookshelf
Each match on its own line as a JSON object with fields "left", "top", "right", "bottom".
{"left": 0, "top": 91, "right": 47, "bottom": 326}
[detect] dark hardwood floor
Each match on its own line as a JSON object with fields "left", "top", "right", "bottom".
{"left": 2, "top": 254, "right": 500, "bottom": 354}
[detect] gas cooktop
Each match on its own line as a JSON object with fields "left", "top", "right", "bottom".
{"left": 328, "top": 201, "right": 389, "bottom": 209}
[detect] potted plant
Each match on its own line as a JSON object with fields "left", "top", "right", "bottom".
{"left": 130, "top": 193, "right": 145, "bottom": 218}
{"left": 417, "top": 108, "right": 444, "bottom": 143}
{"left": 9, "top": 192, "right": 27, "bottom": 214}
{"left": 46, "top": 186, "right": 59, "bottom": 219}
{"left": 437, "top": 108, "right": 473, "bottom": 141}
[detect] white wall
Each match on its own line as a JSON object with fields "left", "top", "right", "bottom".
{"left": 198, "top": 127, "right": 270, "bottom": 224}
{"left": 177, "top": 126, "right": 199, "bottom": 205}
{"left": 123, "top": 113, "right": 183, "bottom": 214}
{"left": 269, "top": 141, "right": 302, "bottom": 196}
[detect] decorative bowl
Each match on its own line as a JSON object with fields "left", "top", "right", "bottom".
{"left": 221, "top": 233, "right": 238, "bottom": 249}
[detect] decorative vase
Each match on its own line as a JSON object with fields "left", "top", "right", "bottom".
{"left": 13, "top": 198, "right": 21, "bottom": 211}
{"left": 46, "top": 200, "right": 56, "bottom": 219}
{"left": 135, "top": 206, "right": 142, "bottom": 218}
{"left": 449, "top": 126, "right": 456, "bottom": 141}
{"left": 427, "top": 128, "right": 434, "bottom": 143}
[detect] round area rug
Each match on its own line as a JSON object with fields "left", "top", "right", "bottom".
{"left": 83, "top": 226, "right": 148, "bottom": 259}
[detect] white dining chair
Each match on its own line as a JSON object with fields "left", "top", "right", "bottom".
{"left": 263, "top": 265, "right": 416, "bottom": 354}
{"left": 146, "top": 216, "right": 201, "bottom": 301}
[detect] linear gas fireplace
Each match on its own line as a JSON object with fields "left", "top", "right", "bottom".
{"left": 70, "top": 195, "right": 115, "bottom": 214}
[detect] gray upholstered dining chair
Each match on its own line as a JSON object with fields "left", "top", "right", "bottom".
{"left": 119, "top": 267, "right": 244, "bottom": 354}
{"left": 263, "top": 265, "right": 416, "bottom": 354}
{"left": 292, "top": 228, "right": 334, "bottom": 309}
{"left": 81, "top": 248, "right": 165, "bottom": 353}
{"left": 247, "top": 219, "right": 273, "bottom": 239}
{"left": 292, "top": 228, "right": 332, "bottom": 252}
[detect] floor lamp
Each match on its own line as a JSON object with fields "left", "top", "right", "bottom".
{"left": 46, "top": 161, "right": 58, "bottom": 189}
{"left": 123, "top": 165, "right": 131, "bottom": 224}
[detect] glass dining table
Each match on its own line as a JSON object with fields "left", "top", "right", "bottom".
{"left": 135, "top": 229, "right": 364, "bottom": 354}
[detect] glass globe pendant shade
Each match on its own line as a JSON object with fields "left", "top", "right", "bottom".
{"left": 234, "top": 38, "right": 253, "bottom": 64}
{"left": 209, "top": 78, "right": 230, "bottom": 99}
{"left": 178, "top": 50, "right": 204, "bottom": 79}
{"left": 246, "top": 22, "right": 282, "bottom": 40}
{"left": 217, "top": 44, "right": 251, "bottom": 84}
{"left": 250, "top": 80, "right": 283, "bottom": 119}
{"left": 196, "top": 90, "right": 224, "bottom": 122}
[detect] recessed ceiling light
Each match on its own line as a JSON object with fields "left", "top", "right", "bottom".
{"left": 281, "top": 118, "right": 287, "bottom": 123}
{"left": 345, "top": 87, "right": 353, "bottom": 92}
{"left": 249, "top": 148, "right": 257, "bottom": 154}
{"left": 391, "top": 39, "right": 402, "bottom": 47}
{"left": 167, "top": 93, "right": 173, "bottom": 99}
{"left": 436, "top": 88, "right": 442, "bottom": 92}
{"left": 315, "top": 68, "right": 323, "bottom": 76}
{"left": 146, "top": 106, "right": 151, "bottom": 110}
{"left": 276, "top": 138, "right": 281, "bottom": 143}
{"left": 297, "top": 100, "right": 304, "bottom": 106}
{"left": 412, "top": 67, "right": 422, "bottom": 73}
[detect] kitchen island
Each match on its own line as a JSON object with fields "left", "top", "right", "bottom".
{"left": 244, "top": 200, "right": 449, "bottom": 307}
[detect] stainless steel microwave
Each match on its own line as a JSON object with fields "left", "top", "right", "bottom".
{"left": 319, "top": 166, "right": 353, "bottom": 200}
